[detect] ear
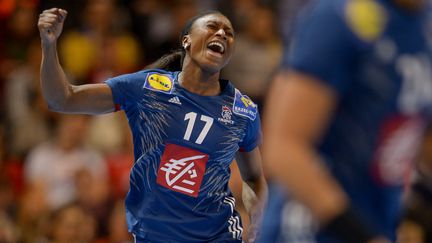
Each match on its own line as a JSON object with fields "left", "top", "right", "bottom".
{"left": 182, "top": 35, "right": 191, "bottom": 50}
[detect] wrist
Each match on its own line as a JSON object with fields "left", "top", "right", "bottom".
{"left": 41, "top": 41, "right": 57, "bottom": 51}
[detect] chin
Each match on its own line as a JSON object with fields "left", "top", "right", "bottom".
{"left": 200, "top": 60, "right": 226, "bottom": 74}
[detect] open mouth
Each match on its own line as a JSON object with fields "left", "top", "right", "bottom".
{"left": 207, "top": 41, "right": 225, "bottom": 56}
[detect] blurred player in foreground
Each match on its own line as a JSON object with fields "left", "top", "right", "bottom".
{"left": 260, "top": 0, "right": 432, "bottom": 242}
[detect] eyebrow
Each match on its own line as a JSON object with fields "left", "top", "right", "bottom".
{"left": 207, "top": 20, "right": 234, "bottom": 32}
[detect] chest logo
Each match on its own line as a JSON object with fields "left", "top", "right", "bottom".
{"left": 157, "top": 143, "right": 208, "bottom": 197}
{"left": 144, "top": 73, "right": 173, "bottom": 94}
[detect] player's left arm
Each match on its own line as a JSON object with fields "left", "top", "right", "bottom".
{"left": 236, "top": 147, "right": 268, "bottom": 242}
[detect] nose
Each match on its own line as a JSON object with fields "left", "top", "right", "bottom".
{"left": 215, "top": 28, "right": 227, "bottom": 40}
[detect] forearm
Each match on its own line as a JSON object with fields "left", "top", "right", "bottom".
{"left": 265, "top": 140, "right": 387, "bottom": 242}
{"left": 265, "top": 137, "right": 348, "bottom": 224}
{"left": 242, "top": 179, "right": 267, "bottom": 220}
{"left": 38, "top": 8, "right": 114, "bottom": 115}
{"left": 40, "top": 43, "right": 73, "bottom": 111}
{"left": 242, "top": 177, "right": 267, "bottom": 242}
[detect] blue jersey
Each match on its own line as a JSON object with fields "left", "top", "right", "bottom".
{"left": 260, "top": 0, "right": 432, "bottom": 242}
{"left": 106, "top": 69, "right": 261, "bottom": 242}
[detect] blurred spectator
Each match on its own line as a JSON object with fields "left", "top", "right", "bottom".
{"left": 151, "top": 0, "right": 198, "bottom": 63}
{"left": 103, "top": 115, "right": 134, "bottom": 200}
{"left": 16, "top": 182, "right": 50, "bottom": 242}
{"left": 217, "top": 0, "right": 260, "bottom": 31}
{"left": 129, "top": 0, "right": 198, "bottom": 64}
{"left": 0, "top": 217, "right": 17, "bottom": 242}
{"left": 24, "top": 115, "right": 107, "bottom": 210}
{"left": 1, "top": 3, "right": 38, "bottom": 67}
{"left": 105, "top": 200, "right": 133, "bottom": 243}
{"left": 5, "top": 38, "right": 52, "bottom": 158}
{"left": 0, "top": 3, "right": 38, "bottom": 108}
{"left": 398, "top": 180, "right": 432, "bottom": 243}
{"left": 87, "top": 112, "right": 129, "bottom": 158}
{"left": 0, "top": 179, "right": 18, "bottom": 242}
{"left": 47, "top": 203, "right": 97, "bottom": 243}
{"left": 75, "top": 168, "right": 111, "bottom": 239}
{"left": 222, "top": 5, "right": 282, "bottom": 111}
{"left": 59, "top": 0, "right": 141, "bottom": 84}
{"left": 0, "top": 119, "right": 4, "bottom": 161}
{"left": 0, "top": 0, "right": 38, "bottom": 20}
{"left": 397, "top": 125, "right": 432, "bottom": 243}
{"left": 128, "top": 0, "right": 172, "bottom": 64}
{"left": 0, "top": 119, "right": 20, "bottom": 242}
{"left": 38, "top": 0, "right": 87, "bottom": 32}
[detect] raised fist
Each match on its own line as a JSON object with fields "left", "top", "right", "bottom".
{"left": 38, "top": 8, "right": 67, "bottom": 46}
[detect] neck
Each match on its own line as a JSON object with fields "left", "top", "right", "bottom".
{"left": 179, "top": 59, "right": 221, "bottom": 96}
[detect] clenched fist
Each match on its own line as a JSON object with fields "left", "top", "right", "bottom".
{"left": 38, "top": 8, "right": 67, "bottom": 46}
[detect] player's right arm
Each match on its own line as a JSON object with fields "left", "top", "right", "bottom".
{"left": 38, "top": 8, "right": 115, "bottom": 115}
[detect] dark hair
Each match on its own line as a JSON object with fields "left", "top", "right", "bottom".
{"left": 145, "top": 10, "right": 224, "bottom": 71}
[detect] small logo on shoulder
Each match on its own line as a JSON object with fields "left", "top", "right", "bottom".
{"left": 144, "top": 73, "right": 173, "bottom": 94}
{"left": 218, "top": 105, "right": 234, "bottom": 125}
{"left": 232, "top": 89, "right": 257, "bottom": 121}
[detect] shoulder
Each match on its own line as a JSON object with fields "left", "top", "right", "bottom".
{"left": 141, "top": 69, "right": 177, "bottom": 94}
{"left": 107, "top": 69, "right": 177, "bottom": 93}
{"left": 302, "top": 0, "right": 387, "bottom": 42}
{"left": 232, "top": 88, "right": 259, "bottom": 121}
{"left": 342, "top": 0, "right": 388, "bottom": 42}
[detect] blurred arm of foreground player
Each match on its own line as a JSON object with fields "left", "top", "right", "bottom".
{"left": 38, "top": 8, "right": 115, "bottom": 115}
{"left": 236, "top": 147, "right": 268, "bottom": 243}
{"left": 263, "top": 71, "right": 390, "bottom": 243}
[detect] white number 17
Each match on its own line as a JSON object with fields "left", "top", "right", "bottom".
{"left": 183, "top": 112, "right": 213, "bottom": 144}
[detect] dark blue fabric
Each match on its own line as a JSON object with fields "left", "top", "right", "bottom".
{"left": 106, "top": 69, "right": 260, "bottom": 241}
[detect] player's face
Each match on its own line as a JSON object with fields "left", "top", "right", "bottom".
{"left": 184, "top": 14, "right": 235, "bottom": 73}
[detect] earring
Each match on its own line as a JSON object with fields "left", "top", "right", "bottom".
{"left": 183, "top": 43, "right": 189, "bottom": 49}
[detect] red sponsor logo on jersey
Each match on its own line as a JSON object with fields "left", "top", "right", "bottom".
{"left": 157, "top": 143, "right": 208, "bottom": 197}
{"left": 371, "top": 115, "right": 426, "bottom": 186}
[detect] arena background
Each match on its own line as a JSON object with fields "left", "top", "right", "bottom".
{"left": 0, "top": 0, "right": 310, "bottom": 242}
{"left": 6, "top": 0, "right": 432, "bottom": 242}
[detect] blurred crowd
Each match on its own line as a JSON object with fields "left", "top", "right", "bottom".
{"left": 0, "top": 0, "right": 301, "bottom": 242}
{"left": 2, "top": 0, "right": 432, "bottom": 242}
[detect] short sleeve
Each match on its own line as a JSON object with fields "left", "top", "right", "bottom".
{"left": 239, "top": 114, "right": 262, "bottom": 152}
{"left": 284, "top": 0, "right": 358, "bottom": 94}
{"left": 105, "top": 72, "right": 144, "bottom": 110}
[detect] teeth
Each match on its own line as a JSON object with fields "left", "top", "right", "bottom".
{"left": 208, "top": 41, "right": 225, "bottom": 53}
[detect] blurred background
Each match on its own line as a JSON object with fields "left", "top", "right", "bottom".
{"left": 3, "top": 0, "right": 431, "bottom": 242}
{"left": 0, "top": 0, "right": 306, "bottom": 242}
